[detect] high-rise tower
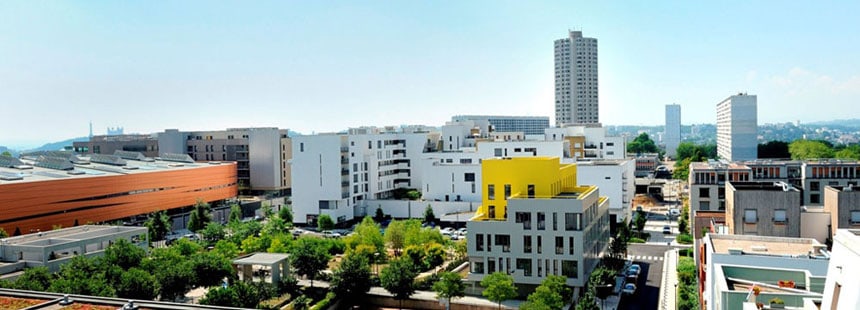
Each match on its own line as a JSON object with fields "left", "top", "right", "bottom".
{"left": 665, "top": 104, "right": 681, "bottom": 158}
{"left": 554, "top": 30, "right": 599, "bottom": 126}
{"left": 716, "top": 93, "right": 758, "bottom": 161}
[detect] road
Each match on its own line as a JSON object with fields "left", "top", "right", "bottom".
{"left": 617, "top": 243, "right": 672, "bottom": 310}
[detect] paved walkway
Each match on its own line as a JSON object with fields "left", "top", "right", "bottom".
{"left": 297, "top": 279, "right": 523, "bottom": 309}
{"left": 657, "top": 249, "right": 678, "bottom": 310}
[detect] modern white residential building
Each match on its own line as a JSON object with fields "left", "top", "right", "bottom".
{"left": 545, "top": 125, "right": 625, "bottom": 160}
{"left": 554, "top": 30, "right": 599, "bottom": 126}
{"left": 574, "top": 159, "right": 636, "bottom": 225}
{"left": 466, "top": 157, "right": 610, "bottom": 290}
{"left": 820, "top": 229, "right": 860, "bottom": 310}
{"left": 290, "top": 127, "right": 437, "bottom": 224}
{"left": 451, "top": 115, "right": 550, "bottom": 136}
{"left": 716, "top": 93, "right": 758, "bottom": 161}
{"left": 701, "top": 234, "right": 829, "bottom": 310}
{"left": 665, "top": 104, "right": 681, "bottom": 158}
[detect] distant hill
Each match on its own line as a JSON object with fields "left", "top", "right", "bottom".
{"left": 806, "top": 119, "right": 860, "bottom": 129}
{"left": 24, "top": 137, "right": 89, "bottom": 153}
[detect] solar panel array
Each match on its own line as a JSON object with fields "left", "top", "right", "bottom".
{"left": 0, "top": 155, "right": 25, "bottom": 168}
{"left": 21, "top": 150, "right": 74, "bottom": 159}
{"left": 90, "top": 154, "right": 127, "bottom": 166}
{"left": 34, "top": 156, "right": 74, "bottom": 170}
{"left": 160, "top": 153, "right": 194, "bottom": 163}
{"left": 0, "top": 172, "right": 23, "bottom": 181}
{"left": 114, "top": 150, "right": 146, "bottom": 161}
{"left": 34, "top": 171, "right": 70, "bottom": 178}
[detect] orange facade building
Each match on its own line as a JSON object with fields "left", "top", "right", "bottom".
{"left": 0, "top": 159, "right": 237, "bottom": 235}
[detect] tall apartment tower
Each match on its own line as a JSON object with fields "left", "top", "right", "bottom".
{"left": 716, "top": 93, "right": 758, "bottom": 161}
{"left": 554, "top": 30, "right": 599, "bottom": 126}
{"left": 665, "top": 104, "right": 681, "bottom": 158}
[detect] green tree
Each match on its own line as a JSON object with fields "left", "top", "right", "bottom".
{"left": 200, "top": 222, "right": 226, "bottom": 246}
{"left": 261, "top": 202, "right": 274, "bottom": 218}
{"left": 380, "top": 257, "right": 418, "bottom": 309}
{"left": 14, "top": 266, "right": 52, "bottom": 291}
{"left": 279, "top": 206, "right": 293, "bottom": 224}
{"left": 432, "top": 272, "right": 465, "bottom": 310}
{"left": 628, "top": 133, "right": 658, "bottom": 154}
{"left": 241, "top": 235, "right": 272, "bottom": 254}
{"left": 522, "top": 285, "right": 564, "bottom": 310}
{"left": 835, "top": 145, "right": 860, "bottom": 160}
{"left": 634, "top": 210, "right": 647, "bottom": 237}
{"left": 116, "top": 268, "right": 159, "bottom": 300}
{"left": 267, "top": 234, "right": 292, "bottom": 253}
{"left": 48, "top": 256, "right": 116, "bottom": 297}
{"left": 0, "top": 228, "right": 8, "bottom": 239}
{"left": 262, "top": 215, "right": 288, "bottom": 236}
{"left": 758, "top": 141, "right": 791, "bottom": 159}
{"left": 481, "top": 272, "right": 517, "bottom": 309}
{"left": 228, "top": 203, "right": 243, "bottom": 224}
{"left": 317, "top": 214, "right": 334, "bottom": 232}
{"left": 291, "top": 237, "right": 332, "bottom": 287}
{"left": 144, "top": 210, "right": 171, "bottom": 241}
{"left": 574, "top": 292, "right": 599, "bottom": 310}
{"left": 171, "top": 237, "right": 203, "bottom": 256}
{"left": 213, "top": 240, "right": 239, "bottom": 259}
{"left": 344, "top": 217, "right": 386, "bottom": 258}
{"left": 155, "top": 262, "right": 194, "bottom": 301}
{"left": 331, "top": 253, "right": 373, "bottom": 301}
{"left": 0, "top": 151, "right": 11, "bottom": 156}
{"left": 227, "top": 220, "right": 262, "bottom": 245}
{"left": 104, "top": 238, "right": 145, "bottom": 270}
{"left": 423, "top": 205, "right": 436, "bottom": 224}
{"left": 385, "top": 220, "right": 407, "bottom": 256}
{"left": 188, "top": 199, "right": 212, "bottom": 232}
{"left": 374, "top": 206, "right": 385, "bottom": 223}
{"left": 189, "top": 252, "right": 236, "bottom": 288}
{"left": 673, "top": 157, "right": 693, "bottom": 180}
{"left": 675, "top": 142, "right": 701, "bottom": 161}
{"left": 199, "top": 286, "right": 240, "bottom": 307}
{"left": 789, "top": 140, "right": 835, "bottom": 159}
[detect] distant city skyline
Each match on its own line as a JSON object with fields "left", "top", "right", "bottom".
{"left": 2, "top": 1, "right": 859, "bottom": 148}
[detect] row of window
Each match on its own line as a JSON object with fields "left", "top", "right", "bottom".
{"left": 472, "top": 258, "right": 578, "bottom": 278}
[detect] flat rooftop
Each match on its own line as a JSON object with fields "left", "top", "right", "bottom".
{"left": 0, "top": 152, "right": 233, "bottom": 185}
{"left": 729, "top": 182, "right": 797, "bottom": 191}
{"left": 710, "top": 234, "right": 823, "bottom": 256}
{"left": 0, "top": 225, "right": 146, "bottom": 246}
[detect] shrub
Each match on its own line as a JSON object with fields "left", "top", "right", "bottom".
{"left": 676, "top": 233, "right": 694, "bottom": 244}
{"left": 629, "top": 237, "right": 646, "bottom": 243}
{"left": 310, "top": 292, "right": 337, "bottom": 310}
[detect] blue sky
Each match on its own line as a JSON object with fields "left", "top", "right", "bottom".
{"left": 1, "top": 1, "right": 858, "bottom": 148}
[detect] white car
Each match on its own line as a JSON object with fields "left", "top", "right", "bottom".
{"left": 668, "top": 208, "right": 681, "bottom": 217}
{"left": 322, "top": 231, "right": 342, "bottom": 238}
{"left": 440, "top": 227, "right": 455, "bottom": 235}
{"left": 622, "top": 283, "right": 637, "bottom": 295}
{"left": 627, "top": 264, "right": 641, "bottom": 276}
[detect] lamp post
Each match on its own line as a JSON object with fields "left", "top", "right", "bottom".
{"left": 374, "top": 252, "right": 380, "bottom": 275}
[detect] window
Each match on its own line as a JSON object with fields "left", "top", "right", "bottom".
{"left": 565, "top": 213, "right": 582, "bottom": 231}
{"left": 300, "top": 143, "right": 304, "bottom": 152}
{"left": 528, "top": 184, "right": 535, "bottom": 197}
{"left": 699, "top": 188, "right": 709, "bottom": 198}
{"left": 810, "top": 194, "right": 821, "bottom": 204}
{"left": 464, "top": 173, "right": 475, "bottom": 182}
{"left": 810, "top": 181, "right": 820, "bottom": 191}
{"left": 562, "top": 260, "right": 578, "bottom": 278}
{"left": 473, "top": 261, "right": 484, "bottom": 274}
{"left": 744, "top": 209, "right": 757, "bottom": 224}
{"left": 569, "top": 237, "right": 575, "bottom": 255}
{"left": 476, "top": 234, "right": 484, "bottom": 251}
{"left": 523, "top": 236, "right": 532, "bottom": 253}
{"left": 495, "top": 235, "right": 510, "bottom": 252}
{"left": 555, "top": 236, "right": 564, "bottom": 254}
{"left": 516, "top": 258, "right": 532, "bottom": 277}
{"left": 504, "top": 184, "right": 511, "bottom": 199}
{"left": 488, "top": 260, "right": 496, "bottom": 273}
{"left": 553, "top": 213, "right": 558, "bottom": 230}
{"left": 537, "top": 212, "right": 546, "bottom": 230}
{"left": 460, "top": 158, "right": 472, "bottom": 164}
{"left": 494, "top": 148, "right": 503, "bottom": 156}
{"left": 700, "top": 201, "right": 710, "bottom": 211}
{"left": 515, "top": 212, "right": 532, "bottom": 230}
{"left": 488, "top": 205, "right": 496, "bottom": 218}
{"left": 537, "top": 236, "right": 542, "bottom": 254}
{"left": 851, "top": 211, "right": 860, "bottom": 224}
{"left": 607, "top": 142, "right": 614, "bottom": 146}
{"left": 488, "top": 185, "right": 495, "bottom": 200}
{"left": 774, "top": 209, "right": 787, "bottom": 223}
{"left": 718, "top": 188, "right": 725, "bottom": 199}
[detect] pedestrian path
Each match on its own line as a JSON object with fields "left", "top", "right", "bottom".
{"left": 625, "top": 255, "right": 664, "bottom": 262}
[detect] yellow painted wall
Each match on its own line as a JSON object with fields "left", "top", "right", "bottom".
{"left": 474, "top": 157, "right": 578, "bottom": 220}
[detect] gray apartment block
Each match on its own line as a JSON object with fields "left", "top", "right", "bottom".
{"left": 824, "top": 185, "right": 860, "bottom": 238}
{"left": 726, "top": 182, "right": 801, "bottom": 237}
{"left": 716, "top": 94, "right": 757, "bottom": 161}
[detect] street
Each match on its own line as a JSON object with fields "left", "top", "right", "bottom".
{"left": 617, "top": 243, "right": 672, "bottom": 310}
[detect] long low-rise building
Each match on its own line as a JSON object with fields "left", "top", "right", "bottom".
{"left": 0, "top": 152, "right": 237, "bottom": 234}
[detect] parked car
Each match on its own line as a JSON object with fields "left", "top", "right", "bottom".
{"left": 663, "top": 225, "right": 672, "bottom": 234}
{"left": 440, "top": 227, "right": 455, "bottom": 236}
{"left": 622, "top": 283, "right": 637, "bottom": 295}
{"left": 322, "top": 231, "right": 342, "bottom": 238}
{"left": 668, "top": 208, "right": 681, "bottom": 217}
{"left": 627, "top": 264, "right": 641, "bottom": 276}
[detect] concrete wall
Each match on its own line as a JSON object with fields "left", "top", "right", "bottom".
{"left": 800, "top": 211, "right": 831, "bottom": 243}
{"left": 726, "top": 183, "right": 801, "bottom": 237}
{"left": 821, "top": 229, "right": 860, "bottom": 309}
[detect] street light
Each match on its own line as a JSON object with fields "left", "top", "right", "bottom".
{"left": 374, "top": 252, "right": 380, "bottom": 275}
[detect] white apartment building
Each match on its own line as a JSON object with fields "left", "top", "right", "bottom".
{"left": 573, "top": 159, "right": 636, "bottom": 224}
{"left": 290, "top": 127, "right": 436, "bottom": 224}
{"left": 716, "top": 93, "right": 758, "bottom": 161}
{"left": 545, "top": 125, "right": 626, "bottom": 160}
{"left": 554, "top": 30, "right": 599, "bottom": 126}
{"left": 820, "top": 229, "right": 860, "bottom": 310}
{"left": 158, "top": 127, "right": 291, "bottom": 193}
{"left": 451, "top": 115, "right": 549, "bottom": 136}
{"left": 665, "top": 104, "right": 681, "bottom": 158}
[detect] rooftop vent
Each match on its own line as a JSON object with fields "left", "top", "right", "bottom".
{"left": 728, "top": 248, "right": 743, "bottom": 255}
{"left": 751, "top": 245, "right": 768, "bottom": 252}
{"left": 159, "top": 153, "right": 194, "bottom": 163}
{"left": 90, "top": 154, "right": 127, "bottom": 166}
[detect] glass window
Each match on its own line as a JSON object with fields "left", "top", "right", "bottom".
{"left": 488, "top": 260, "right": 496, "bottom": 273}
{"left": 504, "top": 184, "right": 511, "bottom": 199}
{"left": 851, "top": 211, "right": 860, "bottom": 224}
{"left": 569, "top": 237, "right": 575, "bottom": 255}
{"left": 700, "top": 201, "right": 710, "bottom": 211}
{"left": 516, "top": 258, "right": 532, "bottom": 277}
{"left": 565, "top": 213, "right": 582, "bottom": 231}
{"left": 473, "top": 261, "right": 484, "bottom": 274}
{"left": 774, "top": 209, "right": 787, "bottom": 223}
{"left": 699, "top": 188, "right": 709, "bottom": 198}
{"left": 744, "top": 209, "right": 757, "bottom": 224}
{"left": 555, "top": 236, "right": 564, "bottom": 254}
{"left": 523, "top": 236, "right": 532, "bottom": 253}
{"left": 553, "top": 213, "right": 558, "bottom": 230}
{"left": 810, "top": 194, "right": 820, "bottom": 204}
{"left": 528, "top": 184, "right": 535, "bottom": 197}
{"left": 476, "top": 234, "right": 484, "bottom": 251}
{"left": 537, "top": 212, "right": 546, "bottom": 230}
{"left": 494, "top": 148, "right": 503, "bottom": 156}
{"left": 495, "top": 235, "right": 510, "bottom": 253}
{"left": 464, "top": 173, "right": 475, "bottom": 182}
{"left": 562, "top": 260, "right": 578, "bottom": 278}
{"left": 516, "top": 212, "right": 532, "bottom": 230}
{"left": 810, "top": 181, "right": 820, "bottom": 191}
{"left": 488, "top": 185, "right": 495, "bottom": 200}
